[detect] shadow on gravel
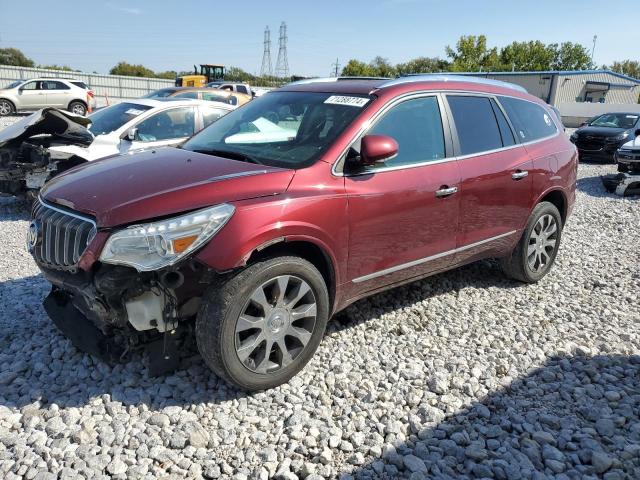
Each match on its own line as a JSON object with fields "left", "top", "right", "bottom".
{"left": 576, "top": 175, "right": 615, "bottom": 198}
{"left": 346, "top": 354, "right": 640, "bottom": 479}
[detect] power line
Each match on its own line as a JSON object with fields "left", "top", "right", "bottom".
{"left": 275, "top": 22, "right": 289, "bottom": 78}
{"left": 331, "top": 58, "right": 340, "bottom": 77}
{"left": 260, "top": 26, "right": 272, "bottom": 77}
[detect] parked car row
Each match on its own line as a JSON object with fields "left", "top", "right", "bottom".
{"left": 22, "top": 75, "right": 577, "bottom": 390}
{"left": 569, "top": 112, "right": 640, "bottom": 172}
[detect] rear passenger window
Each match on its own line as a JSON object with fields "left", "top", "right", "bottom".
{"left": 491, "top": 99, "right": 516, "bottom": 147}
{"left": 498, "top": 96, "right": 557, "bottom": 142}
{"left": 366, "top": 96, "right": 446, "bottom": 168}
{"left": 447, "top": 96, "right": 503, "bottom": 155}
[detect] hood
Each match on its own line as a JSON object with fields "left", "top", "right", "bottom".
{"left": 0, "top": 108, "right": 94, "bottom": 148}
{"left": 620, "top": 135, "right": 640, "bottom": 150}
{"left": 575, "top": 125, "right": 629, "bottom": 138}
{"left": 41, "top": 147, "right": 294, "bottom": 227}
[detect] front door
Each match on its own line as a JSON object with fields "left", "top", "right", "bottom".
{"left": 444, "top": 94, "right": 533, "bottom": 265}
{"left": 18, "top": 81, "right": 46, "bottom": 108}
{"left": 344, "top": 94, "right": 460, "bottom": 295}
{"left": 121, "top": 106, "right": 196, "bottom": 154}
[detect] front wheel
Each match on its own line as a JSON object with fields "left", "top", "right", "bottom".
{"left": 500, "top": 201, "right": 563, "bottom": 283}
{"left": 0, "top": 99, "right": 15, "bottom": 116}
{"left": 196, "top": 256, "right": 329, "bottom": 390}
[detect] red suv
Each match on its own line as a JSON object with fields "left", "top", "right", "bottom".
{"left": 29, "top": 76, "right": 577, "bottom": 390}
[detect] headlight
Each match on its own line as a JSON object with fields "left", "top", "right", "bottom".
{"left": 100, "top": 204, "right": 235, "bottom": 271}
{"left": 606, "top": 132, "right": 629, "bottom": 143}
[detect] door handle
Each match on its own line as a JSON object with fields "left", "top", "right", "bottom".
{"left": 435, "top": 186, "right": 458, "bottom": 197}
{"left": 512, "top": 170, "right": 529, "bottom": 180}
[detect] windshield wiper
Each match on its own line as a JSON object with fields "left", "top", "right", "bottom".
{"left": 190, "top": 148, "right": 263, "bottom": 165}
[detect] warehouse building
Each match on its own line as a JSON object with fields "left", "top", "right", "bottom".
{"left": 454, "top": 70, "right": 640, "bottom": 126}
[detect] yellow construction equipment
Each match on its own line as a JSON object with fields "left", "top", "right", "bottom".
{"left": 175, "top": 64, "right": 225, "bottom": 88}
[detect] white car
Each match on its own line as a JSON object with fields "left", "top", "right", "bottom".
{"left": 0, "top": 78, "right": 95, "bottom": 116}
{"left": 50, "top": 98, "right": 235, "bottom": 163}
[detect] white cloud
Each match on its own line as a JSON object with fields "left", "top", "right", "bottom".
{"left": 106, "top": 3, "right": 142, "bottom": 15}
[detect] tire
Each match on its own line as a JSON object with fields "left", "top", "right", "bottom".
{"left": 196, "top": 256, "right": 329, "bottom": 390}
{"left": 68, "top": 101, "right": 87, "bottom": 116}
{"left": 500, "top": 201, "right": 563, "bottom": 283}
{"left": 0, "top": 99, "right": 15, "bottom": 116}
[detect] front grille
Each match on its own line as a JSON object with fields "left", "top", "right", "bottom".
{"left": 618, "top": 150, "right": 640, "bottom": 161}
{"left": 576, "top": 137, "right": 605, "bottom": 151}
{"left": 30, "top": 199, "right": 96, "bottom": 271}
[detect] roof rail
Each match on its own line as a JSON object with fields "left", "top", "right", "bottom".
{"left": 378, "top": 74, "right": 528, "bottom": 93}
{"left": 286, "top": 76, "right": 391, "bottom": 86}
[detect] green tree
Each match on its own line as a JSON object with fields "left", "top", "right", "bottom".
{"left": 39, "top": 64, "right": 76, "bottom": 72}
{"left": 499, "top": 41, "right": 555, "bottom": 71}
{"left": 341, "top": 59, "right": 377, "bottom": 77}
{"left": 550, "top": 42, "right": 592, "bottom": 70}
{"left": 609, "top": 60, "right": 640, "bottom": 80}
{"left": 0, "top": 47, "right": 35, "bottom": 67}
{"left": 109, "top": 61, "right": 156, "bottom": 77}
{"left": 225, "top": 66, "right": 254, "bottom": 83}
{"left": 370, "top": 56, "right": 397, "bottom": 77}
{"left": 446, "top": 35, "right": 499, "bottom": 72}
{"left": 155, "top": 70, "right": 178, "bottom": 79}
{"left": 396, "top": 57, "right": 449, "bottom": 75}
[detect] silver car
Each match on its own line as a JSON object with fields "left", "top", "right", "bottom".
{"left": 0, "top": 78, "right": 95, "bottom": 116}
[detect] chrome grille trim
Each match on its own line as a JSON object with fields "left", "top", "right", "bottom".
{"left": 31, "top": 198, "right": 97, "bottom": 271}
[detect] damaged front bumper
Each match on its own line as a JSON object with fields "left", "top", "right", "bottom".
{"left": 601, "top": 173, "right": 640, "bottom": 196}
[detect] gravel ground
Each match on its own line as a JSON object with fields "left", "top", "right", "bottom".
{"left": 0, "top": 161, "right": 639, "bottom": 479}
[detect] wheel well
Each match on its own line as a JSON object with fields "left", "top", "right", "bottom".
{"left": 540, "top": 190, "right": 566, "bottom": 224}
{"left": 68, "top": 99, "right": 87, "bottom": 108}
{"left": 246, "top": 240, "right": 336, "bottom": 310}
{"left": 0, "top": 98, "right": 15, "bottom": 108}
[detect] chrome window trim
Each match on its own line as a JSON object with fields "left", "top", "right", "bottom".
{"left": 331, "top": 89, "right": 561, "bottom": 178}
{"left": 352, "top": 230, "right": 517, "bottom": 283}
{"left": 38, "top": 197, "right": 97, "bottom": 229}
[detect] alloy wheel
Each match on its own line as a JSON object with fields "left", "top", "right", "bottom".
{"left": 71, "top": 103, "right": 86, "bottom": 115}
{"left": 234, "top": 274, "right": 317, "bottom": 374}
{"left": 527, "top": 214, "right": 558, "bottom": 272}
{"left": 0, "top": 101, "right": 12, "bottom": 116}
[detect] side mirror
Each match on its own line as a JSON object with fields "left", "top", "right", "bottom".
{"left": 126, "top": 127, "right": 138, "bottom": 141}
{"left": 360, "top": 135, "right": 399, "bottom": 166}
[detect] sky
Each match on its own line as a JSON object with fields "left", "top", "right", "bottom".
{"left": 0, "top": 0, "right": 638, "bottom": 77}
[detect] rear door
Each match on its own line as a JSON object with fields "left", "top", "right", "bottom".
{"left": 344, "top": 94, "right": 460, "bottom": 294}
{"left": 41, "top": 80, "right": 71, "bottom": 108}
{"left": 444, "top": 94, "right": 533, "bottom": 265}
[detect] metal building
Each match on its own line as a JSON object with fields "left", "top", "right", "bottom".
{"left": 451, "top": 70, "right": 640, "bottom": 126}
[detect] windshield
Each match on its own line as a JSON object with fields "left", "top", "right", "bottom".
{"left": 589, "top": 113, "right": 639, "bottom": 129}
{"left": 4, "top": 80, "right": 22, "bottom": 89}
{"left": 143, "top": 88, "right": 177, "bottom": 99}
{"left": 182, "top": 91, "right": 372, "bottom": 168}
{"left": 88, "top": 102, "right": 153, "bottom": 135}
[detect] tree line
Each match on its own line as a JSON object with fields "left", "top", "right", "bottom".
{"left": 341, "top": 35, "right": 640, "bottom": 80}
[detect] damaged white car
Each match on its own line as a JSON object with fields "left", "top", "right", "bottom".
{"left": 0, "top": 99, "right": 235, "bottom": 195}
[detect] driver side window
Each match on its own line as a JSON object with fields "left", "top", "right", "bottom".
{"left": 362, "top": 96, "right": 446, "bottom": 169}
{"left": 21, "top": 81, "right": 39, "bottom": 90}
{"left": 135, "top": 107, "right": 195, "bottom": 142}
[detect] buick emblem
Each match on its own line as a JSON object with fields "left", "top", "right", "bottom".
{"left": 27, "top": 221, "right": 40, "bottom": 252}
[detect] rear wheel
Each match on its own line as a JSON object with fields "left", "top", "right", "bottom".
{"left": 196, "top": 256, "right": 329, "bottom": 390}
{"left": 501, "top": 201, "right": 563, "bottom": 283}
{"left": 68, "top": 101, "right": 87, "bottom": 116}
{"left": 0, "top": 99, "right": 15, "bottom": 116}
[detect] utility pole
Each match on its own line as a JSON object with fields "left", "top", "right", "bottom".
{"left": 275, "top": 22, "right": 289, "bottom": 78}
{"left": 331, "top": 58, "right": 340, "bottom": 77}
{"left": 591, "top": 35, "right": 598, "bottom": 66}
{"left": 260, "top": 26, "right": 272, "bottom": 77}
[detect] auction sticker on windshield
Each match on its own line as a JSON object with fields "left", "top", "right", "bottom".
{"left": 324, "top": 96, "right": 369, "bottom": 107}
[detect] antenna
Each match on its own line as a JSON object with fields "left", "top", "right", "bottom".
{"left": 331, "top": 58, "right": 341, "bottom": 77}
{"left": 275, "top": 22, "right": 289, "bottom": 78}
{"left": 260, "top": 26, "right": 272, "bottom": 77}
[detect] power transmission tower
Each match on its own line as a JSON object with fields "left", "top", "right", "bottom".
{"left": 260, "top": 26, "right": 272, "bottom": 77}
{"left": 275, "top": 22, "right": 289, "bottom": 78}
{"left": 331, "top": 58, "right": 340, "bottom": 77}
